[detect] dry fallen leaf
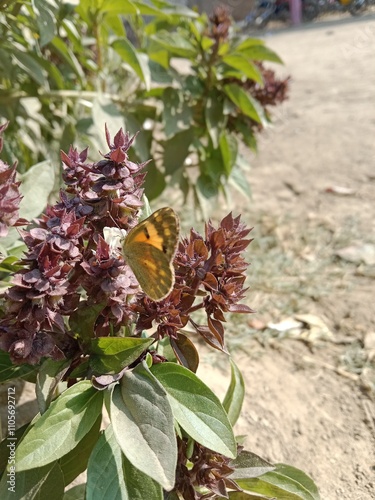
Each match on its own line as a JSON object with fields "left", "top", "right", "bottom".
{"left": 325, "top": 185, "right": 355, "bottom": 196}
{"left": 267, "top": 314, "right": 334, "bottom": 342}
{"left": 336, "top": 243, "right": 375, "bottom": 265}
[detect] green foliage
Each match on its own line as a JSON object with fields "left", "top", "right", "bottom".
{"left": 15, "top": 381, "right": 103, "bottom": 471}
{"left": 0, "top": 351, "right": 36, "bottom": 383}
{"left": 151, "top": 362, "right": 237, "bottom": 458}
{"left": 235, "top": 463, "right": 321, "bottom": 500}
{"left": 0, "top": 335, "right": 320, "bottom": 499}
{"left": 223, "top": 358, "right": 245, "bottom": 426}
{"left": 0, "top": 349, "right": 320, "bottom": 498}
{"left": 0, "top": 0, "right": 287, "bottom": 210}
{"left": 86, "top": 425, "right": 163, "bottom": 500}
{"left": 110, "top": 363, "right": 177, "bottom": 490}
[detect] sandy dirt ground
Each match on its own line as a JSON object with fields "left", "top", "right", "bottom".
{"left": 199, "top": 13, "right": 375, "bottom": 500}
{"left": 1, "top": 12, "right": 374, "bottom": 500}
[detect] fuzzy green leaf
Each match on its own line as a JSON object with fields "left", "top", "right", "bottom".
{"left": 0, "top": 461, "right": 64, "bottom": 500}
{"left": 205, "top": 92, "right": 225, "bottom": 148}
{"left": 237, "top": 463, "right": 320, "bottom": 500}
{"left": 229, "top": 451, "right": 275, "bottom": 479}
{"left": 86, "top": 425, "right": 163, "bottom": 500}
{"left": 222, "top": 54, "right": 263, "bottom": 84}
{"left": 49, "top": 37, "right": 85, "bottom": 82}
{"left": 237, "top": 44, "right": 283, "bottom": 64}
{"left": 99, "top": 0, "right": 138, "bottom": 14}
{"left": 162, "top": 87, "right": 192, "bottom": 138}
{"left": 12, "top": 50, "right": 46, "bottom": 86}
{"left": 170, "top": 333, "right": 199, "bottom": 373}
{"left": 150, "top": 31, "right": 197, "bottom": 58}
{"left": 69, "top": 303, "right": 105, "bottom": 344}
{"left": 64, "top": 484, "right": 87, "bottom": 500}
{"left": 19, "top": 160, "right": 55, "bottom": 220}
{"left": 15, "top": 381, "right": 103, "bottom": 471}
{"left": 90, "top": 337, "right": 154, "bottom": 374}
{"left": 223, "top": 358, "right": 245, "bottom": 426}
{"left": 59, "top": 415, "right": 102, "bottom": 486}
{"left": 220, "top": 134, "right": 238, "bottom": 177}
{"left": 228, "top": 492, "right": 270, "bottom": 499}
{"left": 223, "top": 84, "right": 266, "bottom": 125}
{"left": 143, "top": 163, "right": 167, "bottom": 201}
{"left": 0, "top": 350, "right": 36, "bottom": 382}
{"left": 162, "top": 128, "right": 194, "bottom": 175}
{"left": 112, "top": 39, "right": 151, "bottom": 90}
{"left": 228, "top": 164, "right": 252, "bottom": 199}
{"left": 151, "top": 362, "right": 237, "bottom": 458}
{"left": 197, "top": 174, "right": 220, "bottom": 199}
{"left": 36, "top": 359, "right": 71, "bottom": 414}
{"left": 110, "top": 363, "right": 177, "bottom": 490}
{"left": 32, "top": 0, "right": 56, "bottom": 47}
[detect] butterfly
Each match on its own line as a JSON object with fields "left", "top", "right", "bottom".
{"left": 122, "top": 207, "right": 180, "bottom": 301}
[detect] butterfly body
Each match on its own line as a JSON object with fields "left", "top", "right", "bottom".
{"left": 122, "top": 207, "right": 179, "bottom": 301}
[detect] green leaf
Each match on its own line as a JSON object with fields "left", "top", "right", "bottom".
{"left": 19, "top": 160, "right": 55, "bottom": 220}
{"left": 201, "top": 35, "right": 215, "bottom": 51}
{"left": 272, "top": 464, "right": 320, "bottom": 499}
{"left": 150, "top": 31, "right": 197, "bottom": 58}
{"left": 90, "top": 337, "right": 154, "bottom": 374}
{"left": 64, "top": 484, "right": 87, "bottom": 500}
{"left": 222, "top": 358, "right": 245, "bottom": 426}
{"left": 237, "top": 463, "right": 321, "bottom": 500}
{"left": 60, "top": 121, "right": 77, "bottom": 155}
{"left": 112, "top": 39, "right": 151, "bottom": 90}
{"left": 59, "top": 415, "right": 101, "bottom": 486}
{"left": 234, "top": 38, "right": 266, "bottom": 50}
{"left": 123, "top": 113, "right": 153, "bottom": 163}
{"left": 0, "top": 255, "right": 21, "bottom": 272}
{"left": 15, "top": 381, "right": 103, "bottom": 471}
{"left": 170, "top": 333, "right": 199, "bottom": 373}
{"left": 220, "top": 134, "right": 238, "bottom": 177}
{"left": 92, "top": 99, "right": 124, "bottom": 152}
{"left": 69, "top": 303, "right": 105, "bottom": 344}
{"left": 228, "top": 164, "right": 252, "bottom": 199}
{"left": 205, "top": 91, "right": 225, "bottom": 148}
{"left": 162, "top": 128, "right": 194, "bottom": 175}
{"left": 0, "top": 350, "right": 36, "bottom": 382}
{"left": 228, "top": 492, "right": 270, "bottom": 499}
{"left": 236, "top": 43, "right": 283, "bottom": 64}
{"left": 222, "top": 54, "right": 263, "bottom": 84}
{"left": 164, "top": 492, "right": 181, "bottom": 500}
{"left": 151, "top": 362, "right": 237, "bottom": 458}
{"left": 86, "top": 425, "right": 163, "bottom": 500}
{"left": 133, "top": 0, "right": 166, "bottom": 16}
{"left": 12, "top": 50, "right": 46, "bottom": 86}
{"left": 162, "top": 88, "right": 192, "bottom": 138}
{"left": 0, "top": 461, "right": 65, "bottom": 500}
{"left": 157, "top": 4, "right": 198, "bottom": 18}
{"left": 143, "top": 162, "right": 166, "bottom": 201}
{"left": 36, "top": 359, "right": 71, "bottom": 414}
{"left": 105, "top": 13, "right": 126, "bottom": 37}
{"left": 229, "top": 451, "right": 275, "bottom": 479}
{"left": 0, "top": 423, "right": 30, "bottom": 476}
{"left": 32, "top": 0, "right": 56, "bottom": 47}
{"left": 99, "top": 0, "right": 138, "bottom": 14}
{"left": 49, "top": 36, "right": 85, "bottom": 82}
{"left": 196, "top": 173, "right": 220, "bottom": 199}
{"left": 148, "top": 49, "right": 170, "bottom": 70}
{"left": 110, "top": 363, "right": 177, "bottom": 490}
{"left": 234, "top": 119, "right": 257, "bottom": 152}
{"left": 223, "top": 84, "right": 266, "bottom": 125}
